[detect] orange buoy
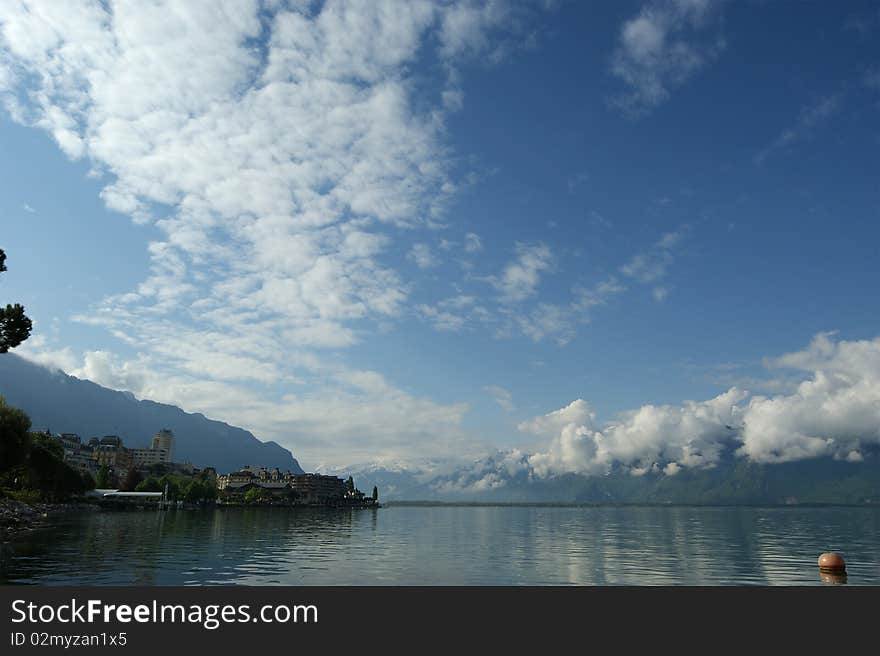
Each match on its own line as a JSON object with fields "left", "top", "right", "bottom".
{"left": 818, "top": 552, "right": 846, "bottom": 572}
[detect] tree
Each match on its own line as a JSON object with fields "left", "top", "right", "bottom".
{"left": 159, "top": 474, "right": 180, "bottom": 501}
{"left": 80, "top": 470, "right": 95, "bottom": 491}
{"left": 244, "top": 486, "right": 269, "bottom": 504}
{"left": 0, "top": 395, "right": 31, "bottom": 473}
{"left": 135, "top": 476, "right": 162, "bottom": 493}
{"left": 0, "top": 399, "right": 90, "bottom": 501}
{"left": 95, "top": 464, "right": 111, "bottom": 489}
{"left": 0, "top": 249, "right": 33, "bottom": 353}
{"left": 121, "top": 467, "right": 142, "bottom": 492}
{"left": 346, "top": 475, "right": 354, "bottom": 493}
{"left": 372, "top": 485, "right": 378, "bottom": 501}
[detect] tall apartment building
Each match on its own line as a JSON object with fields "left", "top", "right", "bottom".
{"left": 151, "top": 429, "right": 174, "bottom": 462}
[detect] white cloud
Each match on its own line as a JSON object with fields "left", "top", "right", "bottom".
{"left": 463, "top": 232, "right": 482, "bottom": 252}
{"left": 408, "top": 243, "right": 440, "bottom": 269}
{"left": 519, "top": 398, "right": 595, "bottom": 437}
{"left": 523, "top": 333, "right": 880, "bottom": 477}
{"left": 516, "top": 302, "right": 576, "bottom": 346}
{"left": 0, "top": 0, "right": 542, "bottom": 467}
{"left": 740, "top": 333, "right": 880, "bottom": 463}
{"left": 610, "top": 0, "right": 725, "bottom": 114}
{"left": 22, "top": 203, "right": 36, "bottom": 213}
{"left": 652, "top": 286, "right": 669, "bottom": 302}
{"left": 484, "top": 385, "right": 514, "bottom": 412}
{"left": 417, "top": 304, "right": 466, "bottom": 332}
{"left": 620, "top": 228, "right": 685, "bottom": 288}
{"left": 527, "top": 388, "right": 745, "bottom": 477}
{"left": 755, "top": 94, "right": 842, "bottom": 164}
{"left": 492, "top": 242, "right": 554, "bottom": 303}
{"left": 429, "top": 449, "right": 530, "bottom": 495}
{"left": 13, "top": 334, "right": 79, "bottom": 372}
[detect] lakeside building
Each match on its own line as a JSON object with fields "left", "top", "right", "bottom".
{"left": 130, "top": 447, "right": 170, "bottom": 467}
{"left": 217, "top": 468, "right": 367, "bottom": 505}
{"left": 57, "top": 433, "right": 97, "bottom": 477}
{"left": 94, "top": 435, "right": 133, "bottom": 473}
{"left": 53, "top": 429, "right": 190, "bottom": 483}
{"left": 151, "top": 429, "right": 175, "bottom": 462}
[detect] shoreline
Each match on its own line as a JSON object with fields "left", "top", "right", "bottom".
{"left": 0, "top": 498, "right": 99, "bottom": 542}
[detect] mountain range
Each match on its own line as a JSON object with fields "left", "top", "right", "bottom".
{"left": 3, "top": 353, "right": 878, "bottom": 503}
{"left": 335, "top": 448, "right": 880, "bottom": 505}
{"left": 0, "top": 354, "right": 303, "bottom": 475}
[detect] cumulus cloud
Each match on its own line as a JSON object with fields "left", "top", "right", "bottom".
{"left": 519, "top": 398, "right": 595, "bottom": 437}
{"left": 739, "top": 333, "right": 880, "bottom": 463}
{"left": 527, "top": 388, "right": 745, "bottom": 477}
{"left": 610, "top": 0, "right": 725, "bottom": 115}
{"left": 429, "top": 449, "right": 531, "bottom": 495}
{"left": 523, "top": 333, "right": 880, "bottom": 478}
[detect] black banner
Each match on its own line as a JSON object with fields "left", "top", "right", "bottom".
{"left": 1, "top": 585, "right": 875, "bottom": 653}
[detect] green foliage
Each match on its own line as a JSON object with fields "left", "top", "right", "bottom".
{"left": 135, "top": 476, "right": 163, "bottom": 493}
{"left": 372, "top": 485, "right": 378, "bottom": 501}
{"left": 21, "top": 441, "right": 91, "bottom": 501}
{"left": 244, "top": 486, "right": 270, "bottom": 504}
{"left": 95, "top": 465, "right": 111, "bottom": 489}
{"left": 30, "top": 430, "right": 63, "bottom": 460}
{"left": 134, "top": 473, "right": 216, "bottom": 503}
{"left": 147, "top": 462, "right": 168, "bottom": 476}
{"left": 0, "top": 399, "right": 89, "bottom": 501}
{"left": 159, "top": 474, "right": 180, "bottom": 500}
{"left": 0, "top": 395, "right": 31, "bottom": 471}
{"left": 182, "top": 478, "right": 217, "bottom": 503}
{"left": 0, "top": 248, "right": 32, "bottom": 353}
{"left": 346, "top": 475, "right": 354, "bottom": 492}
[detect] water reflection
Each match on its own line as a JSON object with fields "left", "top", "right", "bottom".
{"left": 818, "top": 571, "right": 848, "bottom": 585}
{"left": 1, "top": 506, "right": 878, "bottom": 585}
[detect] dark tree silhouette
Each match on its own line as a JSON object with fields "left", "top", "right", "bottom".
{"left": 122, "top": 467, "right": 143, "bottom": 492}
{"left": 0, "top": 248, "right": 33, "bottom": 353}
{"left": 0, "top": 395, "right": 31, "bottom": 473}
{"left": 372, "top": 485, "right": 378, "bottom": 501}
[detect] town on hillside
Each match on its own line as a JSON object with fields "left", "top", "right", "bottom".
{"left": 45, "top": 428, "right": 378, "bottom": 508}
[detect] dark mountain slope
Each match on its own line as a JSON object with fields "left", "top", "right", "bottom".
{"left": 0, "top": 354, "right": 303, "bottom": 474}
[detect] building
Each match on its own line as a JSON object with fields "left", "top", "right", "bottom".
{"left": 94, "top": 436, "right": 131, "bottom": 467}
{"left": 151, "top": 429, "right": 174, "bottom": 463}
{"left": 52, "top": 429, "right": 186, "bottom": 482}
{"left": 130, "top": 447, "right": 170, "bottom": 468}
{"left": 93, "top": 436, "right": 132, "bottom": 481}
{"left": 288, "top": 473, "right": 347, "bottom": 503}
{"left": 57, "top": 433, "right": 97, "bottom": 477}
{"left": 216, "top": 468, "right": 349, "bottom": 504}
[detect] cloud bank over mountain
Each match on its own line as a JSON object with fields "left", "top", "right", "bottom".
{"left": 413, "top": 333, "right": 880, "bottom": 494}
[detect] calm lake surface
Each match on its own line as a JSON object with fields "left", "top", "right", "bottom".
{"left": 2, "top": 505, "right": 878, "bottom": 585}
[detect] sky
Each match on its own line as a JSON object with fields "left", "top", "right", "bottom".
{"left": 1, "top": 0, "right": 879, "bottom": 475}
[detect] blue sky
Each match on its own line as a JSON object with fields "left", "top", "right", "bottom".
{"left": 2, "top": 1, "right": 880, "bottom": 474}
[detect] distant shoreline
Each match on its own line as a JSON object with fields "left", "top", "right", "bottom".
{"left": 382, "top": 500, "right": 879, "bottom": 508}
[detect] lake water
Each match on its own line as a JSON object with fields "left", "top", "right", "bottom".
{"left": 2, "top": 505, "right": 878, "bottom": 585}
